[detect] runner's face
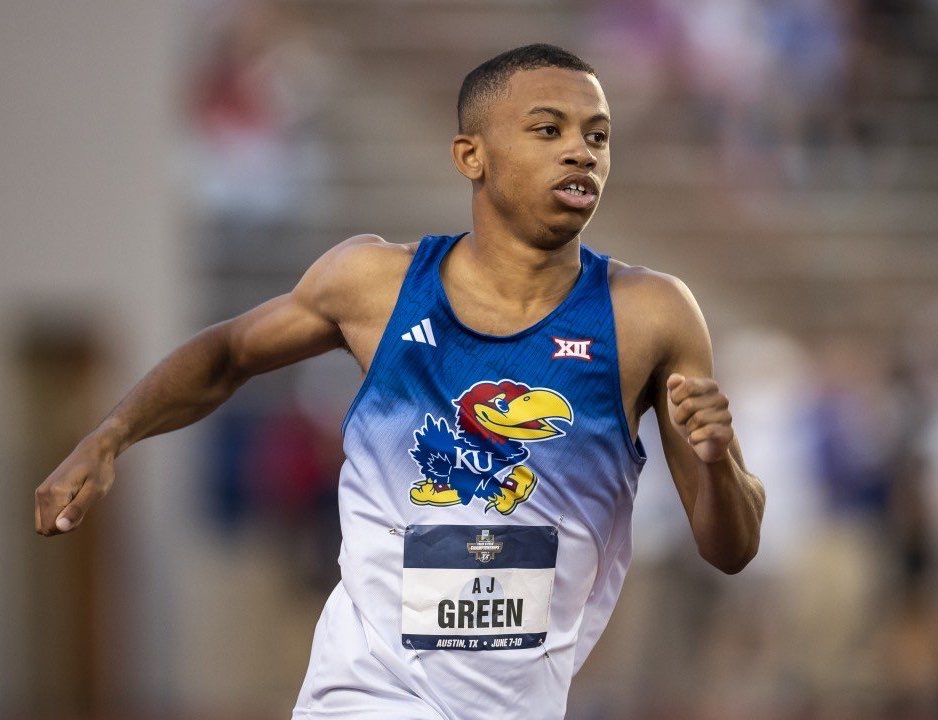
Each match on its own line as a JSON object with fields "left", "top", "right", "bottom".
{"left": 479, "top": 68, "right": 611, "bottom": 245}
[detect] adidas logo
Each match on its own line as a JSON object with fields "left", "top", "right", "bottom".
{"left": 401, "top": 318, "right": 436, "bottom": 347}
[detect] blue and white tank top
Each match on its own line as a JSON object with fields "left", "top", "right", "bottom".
{"left": 335, "top": 233, "right": 645, "bottom": 719}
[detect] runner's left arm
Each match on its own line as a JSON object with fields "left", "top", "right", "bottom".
{"left": 650, "top": 278, "right": 765, "bottom": 574}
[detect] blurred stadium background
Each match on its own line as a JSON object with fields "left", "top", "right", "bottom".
{"left": 2, "top": 1, "right": 937, "bottom": 718}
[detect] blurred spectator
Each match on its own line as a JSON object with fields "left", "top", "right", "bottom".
{"left": 588, "top": 0, "right": 684, "bottom": 107}
{"left": 677, "top": 0, "right": 771, "bottom": 116}
{"left": 188, "top": 1, "right": 293, "bottom": 220}
{"left": 810, "top": 341, "right": 896, "bottom": 519}
{"left": 245, "top": 401, "right": 344, "bottom": 591}
{"left": 246, "top": 404, "right": 342, "bottom": 523}
{"left": 879, "top": 359, "right": 938, "bottom": 715}
{"left": 763, "top": 0, "right": 852, "bottom": 182}
{"left": 796, "top": 336, "right": 932, "bottom": 713}
{"left": 696, "top": 328, "right": 821, "bottom": 717}
{"left": 186, "top": 0, "right": 338, "bottom": 222}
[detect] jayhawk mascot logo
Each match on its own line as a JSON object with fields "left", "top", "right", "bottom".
{"left": 408, "top": 379, "right": 573, "bottom": 514}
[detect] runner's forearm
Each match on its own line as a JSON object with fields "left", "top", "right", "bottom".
{"left": 690, "top": 453, "right": 764, "bottom": 574}
{"left": 90, "top": 323, "right": 247, "bottom": 457}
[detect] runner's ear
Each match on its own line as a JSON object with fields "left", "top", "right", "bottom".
{"left": 452, "top": 134, "right": 484, "bottom": 181}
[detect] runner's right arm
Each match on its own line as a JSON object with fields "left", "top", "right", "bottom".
{"left": 34, "top": 234, "right": 382, "bottom": 536}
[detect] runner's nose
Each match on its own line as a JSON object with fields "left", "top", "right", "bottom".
{"left": 562, "top": 139, "right": 596, "bottom": 169}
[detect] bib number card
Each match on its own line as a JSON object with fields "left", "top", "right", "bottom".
{"left": 401, "top": 525, "right": 558, "bottom": 651}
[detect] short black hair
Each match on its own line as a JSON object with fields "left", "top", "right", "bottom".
{"left": 457, "top": 43, "right": 597, "bottom": 134}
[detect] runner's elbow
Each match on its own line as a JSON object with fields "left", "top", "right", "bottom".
{"left": 699, "top": 536, "right": 759, "bottom": 575}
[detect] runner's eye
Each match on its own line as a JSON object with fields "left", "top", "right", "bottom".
{"left": 536, "top": 126, "right": 559, "bottom": 137}
{"left": 493, "top": 398, "right": 509, "bottom": 413}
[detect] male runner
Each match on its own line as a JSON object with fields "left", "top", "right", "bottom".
{"left": 35, "top": 44, "right": 765, "bottom": 719}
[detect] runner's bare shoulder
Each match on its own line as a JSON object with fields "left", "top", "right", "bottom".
{"left": 606, "top": 258, "right": 707, "bottom": 356}
{"left": 607, "top": 259, "right": 695, "bottom": 316}
{"left": 300, "top": 234, "right": 418, "bottom": 322}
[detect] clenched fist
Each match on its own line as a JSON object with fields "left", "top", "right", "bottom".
{"left": 34, "top": 436, "right": 115, "bottom": 536}
{"left": 666, "top": 374, "right": 733, "bottom": 464}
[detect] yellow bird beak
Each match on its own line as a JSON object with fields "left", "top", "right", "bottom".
{"left": 473, "top": 389, "right": 573, "bottom": 441}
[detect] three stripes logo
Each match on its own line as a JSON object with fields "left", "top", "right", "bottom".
{"left": 402, "top": 318, "right": 437, "bottom": 347}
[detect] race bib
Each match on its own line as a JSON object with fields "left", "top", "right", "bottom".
{"left": 401, "top": 525, "right": 558, "bottom": 651}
